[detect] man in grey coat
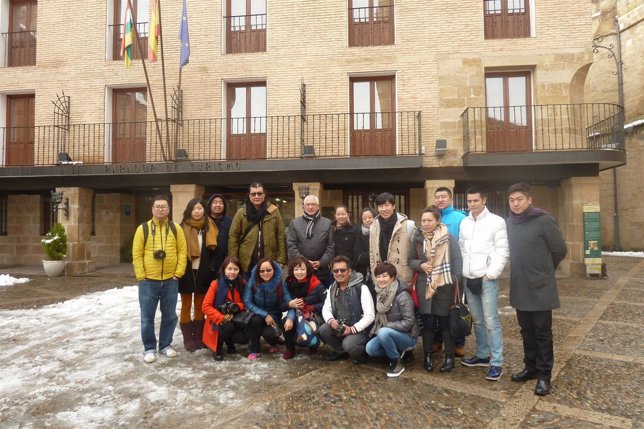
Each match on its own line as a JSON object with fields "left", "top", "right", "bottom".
{"left": 287, "top": 194, "right": 335, "bottom": 285}
{"left": 506, "top": 182, "right": 567, "bottom": 396}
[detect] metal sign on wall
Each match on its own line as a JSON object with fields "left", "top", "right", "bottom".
{"left": 583, "top": 204, "right": 602, "bottom": 275}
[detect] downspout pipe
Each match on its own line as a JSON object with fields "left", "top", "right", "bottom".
{"left": 613, "top": 16, "right": 624, "bottom": 251}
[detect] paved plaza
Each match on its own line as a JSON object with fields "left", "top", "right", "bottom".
{"left": 0, "top": 255, "right": 642, "bottom": 428}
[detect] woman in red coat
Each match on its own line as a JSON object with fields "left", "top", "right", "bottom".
{"left": 202, "top": 256, "right": 247, "bottom": 361}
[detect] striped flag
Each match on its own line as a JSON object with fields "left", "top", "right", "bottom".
{"left": 148, "top": 0, "right": 160, "bottom": 62}
{"left": 179, "top": 0, "right": 190, "bottom": 67}
{"left": 120, "top": 1, "right": 134, "bottom": 67}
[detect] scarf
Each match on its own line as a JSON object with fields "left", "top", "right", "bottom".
{"left": 361, "top": 224, "right": 370, "bottom": 236}
{"left": 303, "top": 211, "right": 321, "bottom": 239}
{"left": 183, "top": 218, "right": 218, "bottom": 261}
{"left": 246, "top": 201, "right": 268, "bottom": 224}
{"left": 370, "top": 279, "right": 399, "bottom": 335}
{"left": 214, "top": 275, "right": 240, "bottom": 309}
{"left": 287, "top": 277, "right": 310, "bottom": 299}
{"left": 378, "top": 212, "right": 398, "bottom": 261}
{"left": 509, "top": 205, "right": 549, "bottom": 224}
{"left": 423, "top": 224, "right": 453, "bottom": 300}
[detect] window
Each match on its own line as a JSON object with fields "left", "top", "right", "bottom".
{"left": 0, "top": 195, "right": 7, "bottom": 235}
{"left": 6, "top": 94, "right": 35, "bottom": 166}
{"left": 112, "top": 88, "right": 147, "bottom": 163}
{"left": 348, "top": 0, "right": 394, "bottom": 47}
{"left": 227, "top": 82, "right": 267, "bottom": 160}
{"left": 225, "top": 0, "right": 266, "bottom": 54}
{"left": 7, "top": 0, "right": 37, "bottom": 66}
{"left": 485, "top": 71, "right": 532, "bottom": 152}
{"left": 484, "top": 0, "right": 530, "bottom": 39}
{"left": 350, "top": 76, "right": 395, "bottom": 156}
{"left": 111, "top": 0, "right": 148, "bottom": 61}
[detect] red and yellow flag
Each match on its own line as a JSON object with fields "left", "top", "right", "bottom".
{"left": 148, "top": 0, "right": 160, "bottom": 62}
{"left": 120, "top": 1, "right": 134, "bottom": 67}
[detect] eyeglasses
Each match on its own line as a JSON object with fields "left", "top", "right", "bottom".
{"left": 258, "top": 268, "right": 273, "bottom": 274}
{"left": 153, "top": 205, "right": 169, "bottom": 210}
{"left": 332, "top": 268, "right": 348, "bottom": 274}
{"left": 250, "top": 192, "right": 264, "bottom": 197}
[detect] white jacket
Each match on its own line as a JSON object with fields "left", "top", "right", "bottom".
{"left": 459, "top": 207, "right": 509, "bottom": 280}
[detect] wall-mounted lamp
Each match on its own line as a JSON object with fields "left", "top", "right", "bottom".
{"left": 298, "top": 185, "right": 310, "bottom": 200}
{"left": 50, "top": 190, "right": 69, "bottom": 219}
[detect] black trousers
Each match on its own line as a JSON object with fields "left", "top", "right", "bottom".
{"left": 216, "top": 321, "right": 248, "bottom": 354}
{"left": 247, "top": 314, "right": 279, "bottom": 353}
{"left": 516, "top": 309, "right": 554, "bottom": 380}
{"left": 422, "top": 314, "right": 454, "bottom": 357}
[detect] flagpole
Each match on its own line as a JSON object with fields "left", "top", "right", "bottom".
{"left": 126, "top": 0, "right": 167, "bottom": 161}
{"left": 173, "top": 67, "right": 182, "bottom": 159}
{"left": 157, "top": 0, "right": 172, "bottom": 160}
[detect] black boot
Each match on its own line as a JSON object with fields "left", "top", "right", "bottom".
{"left": 226, "top": 341, "right": 236, "bottom": 354}
{"left": 440, "top": 357, "right": 455, "bottom": 372}
{"left": 424, "top": 353, "right": 433, "bottom": 372}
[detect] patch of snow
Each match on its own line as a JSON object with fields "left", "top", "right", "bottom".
{"left": 0, "top": 274, "right": 30, "bottom": 287}
{"left": 603, "top": 251, "right": 644, "bottom": 258}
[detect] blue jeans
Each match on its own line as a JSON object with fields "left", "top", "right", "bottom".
{"left": 138, "top": 278, "right": 179, "bottom": 353}
{"left": 366, "top": 327, "right": 417, "bottom": 360}
{"left": 464, "top": 278, "right": 503, "bottom": 367}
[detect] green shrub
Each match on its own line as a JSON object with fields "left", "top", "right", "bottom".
{"left": 41, "top": 223, "right": 68, "bottom": 261}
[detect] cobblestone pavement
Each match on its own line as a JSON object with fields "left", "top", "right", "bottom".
{"left": 0, "top": 256, "right": 642, "bottom": 428}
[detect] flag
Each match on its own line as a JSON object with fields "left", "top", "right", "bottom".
{"left": 148, "top": 0, "right": 160, "bottom": 62}
{"left": 120, "top": 1, "right": 134, "bottom": 67}
{"left": 179, "top": 0, "right": 190, "bottom": 67}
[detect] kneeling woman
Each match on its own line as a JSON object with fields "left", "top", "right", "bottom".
{"left": 366, "top": 262, "right": 419, "bottom": 377}
{"left": 202, "top": 256, "right": 248, "bottom": 361}
{"left": 281, "top": 256, "right": 326, "bottom": 359}
{"left": 244, "top": 258, "right": 296, "bottom": 360}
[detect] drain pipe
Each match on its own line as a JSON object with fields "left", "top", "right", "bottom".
{"left": 613, "top": 16, "right": 624, "bottom": 251}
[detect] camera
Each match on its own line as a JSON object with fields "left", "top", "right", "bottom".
{"left": 219, "top": 301, "right": 240, "bottom": 315}
{"left": 333, "top": 319, "right": 347, "bottom": 338}
{"left": 153, "top": 249, "right": 166, "bottom": 260}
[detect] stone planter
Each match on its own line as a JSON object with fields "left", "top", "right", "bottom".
{"left": 43, "top": 260, "right": 66, "bottom": 277}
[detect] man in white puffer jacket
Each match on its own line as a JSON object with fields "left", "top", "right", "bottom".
{"left": 458, "top": 186, "right": 509, "bottom": 381}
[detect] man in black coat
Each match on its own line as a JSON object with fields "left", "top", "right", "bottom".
{"left": 506, "top": 183, "right": 567, "bottom": 396}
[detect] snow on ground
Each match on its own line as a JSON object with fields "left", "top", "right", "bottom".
{"left": 0, "top": 285, "right": 309, "bottom": 428}
{"left": 0, "top": 274, "right": 30, "bottom": 287}
{"left": 603, "top": 251, "right": 644, "bottom": 258}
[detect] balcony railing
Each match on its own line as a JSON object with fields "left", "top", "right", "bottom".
{"left": 1, "top": 30, "right": 37, "bottom": 67}
{"left": 0, "top": 111, "right": 421, "bottom": 167}
{"left": 461, "top": 103, "right": 625, "bottom": 154}
{"left": 108, "top": 22, "right": 148, "bottom": 61}
{"left": 349, "top": 5, "right": 395, "bottom": 47}
{"left": 224, "top": 14, "right": 266, "bottom": 54}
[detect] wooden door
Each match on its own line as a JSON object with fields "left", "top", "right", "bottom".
{"left": 227, "top": 83, "right": 267, "bottom": 160}
{"left": 349, "top": 0, "right": 394, "bottom": 46}
{"left": 9, "top": 0, "right": 37, "bottom": 66}
{"left": 112, "top": 88, "right": 147, "bottom": 163}
{"left": 350, "top": 76, "right": 395, "bottom": 156}
{"left": 113, "top": 0, "right": 148, "bottom": 60}
{"left": 485, "top": 72, "right": 532, "bottom": 152}
{"left": 6, "top": 94, "right": 35, "bottom": 166}
{"left": 226, "top": 0, "right": 266, "bottom": 53}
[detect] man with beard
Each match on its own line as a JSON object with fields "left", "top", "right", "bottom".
{"left": 228, "top": 182, "right": 286, "bottom": 276}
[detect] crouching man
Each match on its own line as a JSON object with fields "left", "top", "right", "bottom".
{"left": 319, "top": 256, "right": 375, "bottom": 364}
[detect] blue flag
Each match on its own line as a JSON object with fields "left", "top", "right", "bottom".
{"left": 179, "top": 0, "right": 190, "bottom": 67}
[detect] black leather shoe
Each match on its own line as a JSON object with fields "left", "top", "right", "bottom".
{"left": 511, "top": 368, "right": 538, "bottom": 382}
{"left": 213, "top": 352, "right": 224, "bottom": 361}
{"left": 352, "top": 353, "right": 368, "bottom": 365}
{"left": 326, "top": 351, "right": 350, "bottom": 361}
{"left": 535, "top": 379, "right": 551, "bottom": 396}
{"left": 424, "top": 353, "right": 433, "bottom": 372}
{"left": 440, "top": 357, "right": 455, "bottom": 372}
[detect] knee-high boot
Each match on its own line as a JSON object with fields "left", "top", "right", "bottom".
{"left": 193, "top": 320, "right": 206, "bottom": 350}
{"left": 180, "top": 322, "right": 198, "bottom": 352}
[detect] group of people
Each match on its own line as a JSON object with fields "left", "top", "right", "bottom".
{"left": 132, "top": 180, "right": 566, "bottom": 396}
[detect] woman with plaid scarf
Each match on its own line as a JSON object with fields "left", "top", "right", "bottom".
{"left": 408, "top": 205, "right": 463, "bottom": 373}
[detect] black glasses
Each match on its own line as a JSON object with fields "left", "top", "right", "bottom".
{"left": 259, "top": 268, "right": 273, "bottom": 274}
{"left": 250, "top": 192, "right": 264, "bottom": 197}
{"left": 332, "top": 268, "right": 348, "bottom": 274}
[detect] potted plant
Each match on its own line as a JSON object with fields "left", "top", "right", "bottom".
{"left": 41, "top": 222, "right": 68, "bottom": 277}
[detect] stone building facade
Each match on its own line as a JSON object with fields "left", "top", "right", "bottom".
{"left": 0, "top": 0, "right": 630, "bottom": 274}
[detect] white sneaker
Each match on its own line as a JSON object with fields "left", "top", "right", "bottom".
{"left": 143, "top": 352, "right": 156, "bottom": 363}
{"left": 160, "top": 346, "right": 177, "bottom": 358}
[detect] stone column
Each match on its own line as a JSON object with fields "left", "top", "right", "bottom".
{"left": 170, "top": 184, "right": 205, "bottom": 222}
{"left": 292, "top": 182, "right": 323, "bottom": 218}
{"left": 559, "top": 176, "right": 601, "bottom": 277}
{"left": 58, "top": 187, "right": 95, "bottom": 275}
{"left": 424, "top": 179, "right": 455, "bottom": 207}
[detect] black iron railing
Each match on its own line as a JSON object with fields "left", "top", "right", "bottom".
{"left": 224, "top": 14, "right": 267, "bottom": 53}
{"left": 0, "top": 111, "right": 421, "bottom": 167}
{"left": 1, "top": 30, "right": 37, "bottom": 67}
{"left": 349, "top": 4, "right": 395, "bottom": 46}
{"left": 461, "top": 103, "right": 624, "bottom": 154}
{"left": 108, "top": 22, "right": 149, "bottom": 61}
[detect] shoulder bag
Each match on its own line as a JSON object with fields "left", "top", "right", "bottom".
{"left": 448, "top": 278, "right": 472, "bottom": 338}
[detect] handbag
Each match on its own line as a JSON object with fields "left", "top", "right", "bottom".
{"left": 295, "top": 309, "right": 321, "bottom": 347}
{"left": 448, "top": 279, "right": 472, "bottom": 338}
{"left": 232, "top": 310, "right": 253, "bottom": 330}
{"left": 409, "top": 272, "right": 420, "bottom": 308}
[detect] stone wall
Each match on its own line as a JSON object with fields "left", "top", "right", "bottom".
{"left": 0, "top": 195, "right": 44, "bottom": 266}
